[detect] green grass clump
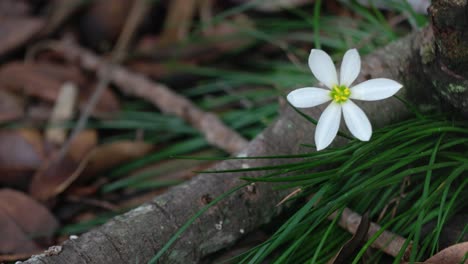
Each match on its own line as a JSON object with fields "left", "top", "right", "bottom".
{"left": 152, "top": 114, "right": 468, "bottom": 263}
{"left": 228, "top": 115, "right": 468, "bottom": 263}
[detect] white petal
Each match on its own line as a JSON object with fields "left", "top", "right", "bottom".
{"left": 342, "top": 100, "right": 372, "bottom": 141}
{"left": 287, "top": 87, "right": 331, "bottom": 108}
{"left": 350, "top": 78, "right": 403, "bottom": 101}
{"left": 315, "top": 103, "right": 341, "bottom": 151}
{"left": 309, "top": 49, "right": 338, "bottom": 89}
{"left": 340, "top": 49, "right": 361, "bottom": 87}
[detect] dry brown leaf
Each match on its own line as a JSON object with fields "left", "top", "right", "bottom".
{"left": 417, "top": 242, "right": 468, "bottom": 264}
{"left": 29, "top": 130, "right": 97, "bottom": 201}
{"left": 29, "top": 154, "right": 80, "bottom": 201}
{"left": 0, "top": 130, "right": 44, "bottom": 187}
{"left": 82, "top": 141, "right": 153, "bottom": 177}
{"left": 0, "top": 89, "right": 24, "bottom": 122}
{"left": 68, "top": 141, "right": 156, "bottom": 196}
{"left": 0, "top": 62, "right": 120, "bottom": 116}
{"left": 78, "top": 83, "right": 121, "bottom": 116}
{"left": 33, "top": 62, "right": 120, "bottom": 115}
{"left": 0, "top": 17, "right": 44, "bottom": 56}
{"left": 30, "top": 135, "right": 151, "bottom": 200}
{"left": 68, "top": 130, "right": 98, "bottom": 161}
{"left": 34, "top": 62, "right": 88, "bottom": 87}
{"left": 0, "top": 188, "right": 58, "bottom": 254}
{"left": 0, "top": 62, "right": 62, "bottom": 101}
{"left": 0, "top": 209, "right": 39, "bottom": 254}
{"left": 0, "top": 129, "right": 44, "bottom": 169}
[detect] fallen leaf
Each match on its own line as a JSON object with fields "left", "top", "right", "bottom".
{"left": 0, "top": 209, "right": 38, "bottom": 254}
{"left": 0, "top": 130, "right": 44, "bottom": 187}
{"left": 0, "top": 89, "right": 24, "bottom": 122}
{"left": 82, "top": 141, "right": 153, "bottom": 177}
{"left": 32, "top": 62, "right": 121, "bottom": 114}
{"left": 78, "top": 83, "right": 121, "bottom": 116}
{"left": 29, "top": 130, "right": 97, "bottom": 201}
{"left": 68, "top": 130, "right": 98, "bottom": 161}
{"left": 0, "top": 62, "right": 120, "bottom": 116}
{"left": 0, "top": 62, "right": 62, "bottom": 101}
{"left": 0, "top": 17, "right": 44, "bottom": 56}
{"left": 412, "top": 242, "right": 468, "bottom": 264}
{"left": 68, "top": 141, "right": 154, "bottom": 196}
{"left": 34, "top": 62, "right": 88, "bottom": 88}
{"left": 30, "top": 138, "right": 152, "bottom": 200}
{"left": 0, "top": 189, "right": 58, "bottom": 254}
{"left": 29, "top": 154, "right": 80, "bottom": 201}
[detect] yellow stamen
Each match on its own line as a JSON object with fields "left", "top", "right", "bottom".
{"left": 330, "top": 85, "right": 351, "bottom": 103}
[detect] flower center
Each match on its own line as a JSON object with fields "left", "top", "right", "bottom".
{"left": 330, "top": 85, "right": 351, "bottom": 103}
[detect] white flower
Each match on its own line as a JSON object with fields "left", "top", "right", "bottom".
{"left": 287, "top": 49, "right": 402, "bottom": 151}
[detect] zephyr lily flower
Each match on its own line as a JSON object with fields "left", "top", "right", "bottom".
{"left": 287, "top": 49, "right": 402, "bottom": 151}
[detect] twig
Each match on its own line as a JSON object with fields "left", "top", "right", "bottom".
{"left": 112, "top": 0, "right": 150, "bottom": 62}
{"left": 276, "top": 188, "right": 302, "bottom": 206}
{"left": 50, "top": 41, "right": 249, "bottom": 154}
{"left": 329, "top": 207, "right": 412, "bottom": 260}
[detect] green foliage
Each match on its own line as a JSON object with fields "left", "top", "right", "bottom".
{"left": 214, "top": 115, "right": 468, "bottom": 263}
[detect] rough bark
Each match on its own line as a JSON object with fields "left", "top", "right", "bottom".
{"left": 426, "top": 0, "right": 468, "bottom": 116}
{"left": 21, "top": 31, "right": 428, "bottom": 264}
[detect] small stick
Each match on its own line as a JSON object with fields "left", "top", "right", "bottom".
{"left": 329, "top": 207, "right": 412, "bottom": 260}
